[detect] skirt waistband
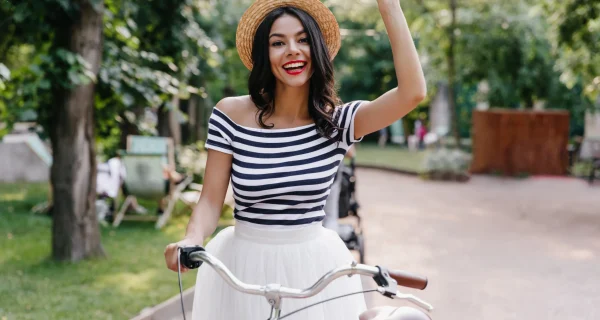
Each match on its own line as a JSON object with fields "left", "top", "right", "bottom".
{"left": 233, "top": 221, "right": 326, "bottom": 245}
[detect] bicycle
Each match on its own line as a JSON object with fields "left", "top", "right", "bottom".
{"left": 177, "top": 246, "right": 434, "bottom": 320}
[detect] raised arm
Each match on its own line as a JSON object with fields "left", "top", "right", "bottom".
{"left": 353, "top": 0, "right": 426, "bottom": 139}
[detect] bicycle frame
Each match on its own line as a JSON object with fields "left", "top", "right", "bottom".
{"left": 180, "top": 247, "right": 433, "bottom": 320}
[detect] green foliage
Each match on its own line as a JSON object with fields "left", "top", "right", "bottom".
{"left": 1, "top": 1, "right": 100, "bottom": 137}
{"left": 403, "top": 0, "right": 593, "bottom": 138}
{"left": 543, "top": 0, "right": 600, "bottom": 99}
{"left": 94, "top": 0, "right": 223, "bottom": 150}
{"left": 0, "top": 63, "right": 12, "bottom": 137}
{"left": 0, "top": 0, "right": 229, "bottom": 150}
{"left": 1, "top": 47, "right": 97, "bottom": 136}
{"left": 0, "top": 0, "right": 596, "bottom": 145}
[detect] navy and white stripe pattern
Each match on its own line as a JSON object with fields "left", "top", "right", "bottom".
{"left": 205, "top": 101, "right": 364, "bottom": 228}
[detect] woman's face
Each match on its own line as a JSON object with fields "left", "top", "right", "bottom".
{"left": 268, "top": 14, "right": 312, "bottom": 88}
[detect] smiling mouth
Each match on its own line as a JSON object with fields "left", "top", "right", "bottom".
{"left": 282, "top": 61, "right": 307, "bottom": 75}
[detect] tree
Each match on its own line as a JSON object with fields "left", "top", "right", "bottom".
{"left": 401, "top": 0, "right": 591, "bottom": 138}
{"left": 543, "top": 0, "right": 600, "bottom": 101}
{"left": 50, "top": 0, "right": 105, "bottom": 261}
{"left": 0, "top": 0, "right": 106, "bottom": 260}
{"left": 1, "top": 0, "right": 222, "bottom": 261}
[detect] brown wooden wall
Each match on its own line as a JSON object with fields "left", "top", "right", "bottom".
{"left": 470, "top": 109, "right": 570, "bottom": 176}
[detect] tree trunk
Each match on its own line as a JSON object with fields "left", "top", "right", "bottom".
{"left": 187, "top": 95, "right": 197, "bottom": 142}
{"left": 157, "top": 96, "right": 182, "bottom": 146}
{"left": 447, "top": 0, "right": 461, "bottom": 148}
{"left": 169, "top": 96, "right": 181, "bottom": 147}
{"left": 197, "top": 94, "right": 210, "bottom": 142}
{"left": 157, "top": 104, "right": 170, "bottom": 137}
{"left": 118, "top": 106, "right": 143, "bottom": 150}
{"left": 402, "top": 117, "right": 411, "bottom": 147}
{"left": 50, "top": 0, "right": 105, "bottom": 261}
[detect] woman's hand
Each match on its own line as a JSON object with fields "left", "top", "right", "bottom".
{"left": 164, "top": 235, "right": 204, "bottom": 273}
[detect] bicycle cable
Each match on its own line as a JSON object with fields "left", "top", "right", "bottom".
{"left": 177, "top": 247, "right": 187, "bottom": 320}
{"left": 279, "top": 289, "right": 379, "bottom": 319}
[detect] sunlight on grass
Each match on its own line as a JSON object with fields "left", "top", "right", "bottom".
{"left": 0, "top": 192, "right": 25, "bottom": 202}
{"left": 96, "top": 269, "right": 160, "bottom": 293}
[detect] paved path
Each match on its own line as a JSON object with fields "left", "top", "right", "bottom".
{"left": 354, "top": 169, "right": 599, "bottom": 320}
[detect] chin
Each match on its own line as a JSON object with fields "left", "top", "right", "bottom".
{"left": 276, "top": 73, "right": 311, "bottom": 88}
{"left": 284, "top": 78, "right": 310, "bottom": 87}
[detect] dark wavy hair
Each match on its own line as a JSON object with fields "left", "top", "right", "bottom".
{"left": 248, "top": 7, "right": 342, "bottom": 142}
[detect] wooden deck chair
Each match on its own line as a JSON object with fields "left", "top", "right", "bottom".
{"left": 126, "top": 134, "right": 190, "bottom": 201}
{"left": 112, "top": 153, "right": 192, "bottom": 228}
{"left": 126, "top": 135, "right": 175, "bottom": 166}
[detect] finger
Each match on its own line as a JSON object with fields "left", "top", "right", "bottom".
{"left": 164, "top": 243, "right": 175, "bottom": 255}
{"left": 165, "top": 246, "right": 178, "bottom": 270}
{"left": 166, "top": 254, "right": 176, "bottom": 271}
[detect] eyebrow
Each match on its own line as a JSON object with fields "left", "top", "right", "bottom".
{"left": 269, "top": 30, "right": 307, "bottom": 39}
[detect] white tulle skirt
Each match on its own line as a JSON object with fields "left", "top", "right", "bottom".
{"left": 191, "top": 221, "right": 367, "bottom": 320}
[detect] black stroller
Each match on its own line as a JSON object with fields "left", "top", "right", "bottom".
{"left": 336, "top": 157, "right": 366, "bottom": 263}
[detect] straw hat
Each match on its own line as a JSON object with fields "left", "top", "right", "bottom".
{"left": 236, "top": 0, "right": 341, "bottom": 70}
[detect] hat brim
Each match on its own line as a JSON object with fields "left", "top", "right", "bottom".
{"left": 236, "top": 0, "right": 341, "bottom": 70}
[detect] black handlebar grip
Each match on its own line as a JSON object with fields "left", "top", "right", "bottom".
{"left": 179, "top": 246, "right": 205, "bottom": 269}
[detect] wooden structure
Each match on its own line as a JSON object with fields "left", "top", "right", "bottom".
{"left": 470, "top": 109, "right": 570, "bottom": 176}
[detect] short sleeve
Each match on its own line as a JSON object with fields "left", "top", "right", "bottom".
{"left": 205, "top": 108, "right": 234, "bottom": 155}
{"left": 337, "top": 101, "right": 365, "bottom": 145}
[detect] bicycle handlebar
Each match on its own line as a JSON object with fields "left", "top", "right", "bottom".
{"left": 186, "top": 249, "right": 380, "bottom": 298}
{"left": 181, "top": 246, "right": 429, "bottom": 300}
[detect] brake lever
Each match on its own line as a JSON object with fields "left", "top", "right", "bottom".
{"left": 377, "top": 287, "right": 434, "bottom": 312}
{"left": 179, "top": 246, "right": 206, "bottom": 269}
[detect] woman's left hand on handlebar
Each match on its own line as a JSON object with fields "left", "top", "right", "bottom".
{"left": 164, "top": 237, "right": 203, "bottom": 273}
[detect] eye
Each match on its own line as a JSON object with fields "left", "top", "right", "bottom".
{"left": 271, "top": 41, "right": 284, "bottom": 47}
{"left": 299, "top": 37, "right": 309, "bottom": 43}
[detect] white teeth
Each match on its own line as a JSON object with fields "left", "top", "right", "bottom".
{"left": 283, "top": 62, "right": 306, "bottom": 69}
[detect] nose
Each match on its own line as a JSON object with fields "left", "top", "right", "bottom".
{"left": 286, "top": 41, "right": 301, "bottom": 57}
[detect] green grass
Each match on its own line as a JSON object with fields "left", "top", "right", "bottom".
{"left": 0, "top": 183, "right": 228, "bottom": 320}
{"left": 354, "top": 143, "right": 426, "bottom": 173}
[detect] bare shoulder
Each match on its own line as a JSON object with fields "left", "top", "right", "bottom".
{"left": 214, "top": 95, "right": 256, "bottom": 125}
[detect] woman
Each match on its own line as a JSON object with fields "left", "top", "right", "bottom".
{"left": 164, "top": 0, "right": 426, "bottom": 319}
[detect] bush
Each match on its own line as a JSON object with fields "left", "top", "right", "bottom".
{"left": 421, "top": 147, "right": 472, "bottom": 182}
{"left": 177, "top": 141, "right": 208, "bottom": 184}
